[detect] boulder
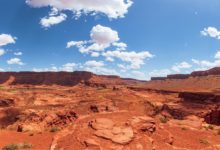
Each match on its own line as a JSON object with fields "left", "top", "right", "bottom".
{"left": 0, "top": 99, "right": 14, "bottom": 107}
{"left": 130, "top": 116, "right": 156, "bottom": 133}
{"left": 90, "top": 118, "right": 134, "bottom": 145}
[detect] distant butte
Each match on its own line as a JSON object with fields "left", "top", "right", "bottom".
{"left": 151, "top": 67, "right": 220, "bottom": 80}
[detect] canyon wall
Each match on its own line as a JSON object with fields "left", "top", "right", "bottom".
{"left": 0, "top": 71, "right": 93, "bottom": 86}
{"left": 151, "top": 67, "right": 220, "bottom": 81}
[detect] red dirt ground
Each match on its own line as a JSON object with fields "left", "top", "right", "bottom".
{"left": 0, "top": 69, "right": 219, "bottom": 150}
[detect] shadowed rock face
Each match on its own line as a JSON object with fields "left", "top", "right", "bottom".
{"left": 179, "top": 92, "right": 220, "bottom": 103}
{"left": 0, "top": 71, "right": 144, "bottom": 87}
{"left": 167, "top": 74, "right": 190, "bottom": 80}
{"left": 151, "top": 67, "right": 220, "bottom": 80}
{"left": 191, "top": 67, "right": 220, "bottom": 77}
{"left": 205, "top": 109, "right": 220, "bottom": 125}
{"left": 0, "top": 71, "right": 94, "bottom": 86}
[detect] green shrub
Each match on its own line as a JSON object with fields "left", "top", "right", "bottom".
{"left": 181, "top": 127, "right": 187, "bottom": 131}
{"left": 50, "top": 127, "right": 60, "bottom": 132}
{"left": 199, "top": 139, "right": 209, "bottom": 145}
{"left": 20, "top": 142, "right": 33, "bottom": 149}
{"left": 205, "top": 125, "right": 214, "bottom": 130}
{"left": 160, "top": 116, "right": 169, "bottom": 123}
{"left": 217, "top": 130, "right": 220, "bottom": 135}
{"left": 2, "top": 144, "right": 19, "bottom": 150}
{"left": 3, "top": 142, "right": 33, "bottom": 150}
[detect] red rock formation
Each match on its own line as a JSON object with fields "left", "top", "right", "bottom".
{"left": 178, "top": 92, "right": 220, "bottom": 103}
{"left": 150, "top": 67, "right": 220, "bottom": 81}
{"left": 0, "top": 71, "right": 144, "bottom": 86}
{"left": 0, "top": 71, "right": 93, "bottom": 86}
{"left": 167, "top": 74, "right": 190, "bottom": 79}
{"left": 151, "top": 77, "right": 166, "bottom": 81}
{"left": 204, "top": 109, "right": 220, "bottom": 125}
{"left": 191, "top": 67, "right": 220, "bottom": 77}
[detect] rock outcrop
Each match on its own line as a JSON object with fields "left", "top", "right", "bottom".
{"left": 204, "top": 109, "right": 220, "bottom": 125}
{"left": 167, "top": 74, "right": 190, "bottom": 80}
{"left": 89, "top": 118, "right": 134, "bottom": 145}
{"left": 0, "top": 99, "right": 15, "bottom": 107}
{"left": 0, "top": 71, "right": 93, "bottom": 86}
{"left": 179, "top": 92, "right": 220, "bottom": 103}
{"left": 151, "top": 67, "right": 220, "bottom": 81}
{"left": 0, "top": 71, "right": 144, "bottom": 86}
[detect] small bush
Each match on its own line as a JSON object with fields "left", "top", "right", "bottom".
{"left": 181, "top": 127, "right": 187, "bottom": 131}
{"left": 205, "top": 125, "right": 214, "bottom": 130}
{"left": 2, "top": 144, "right": 19, "bottom": 150}
{"left": 217, "top": 130, "right": 220, "bottom": 135}
{"left": 20, "top": 142, "right": 33, "bottom": 149}
{"left": 199, "top": 139, "right": 209, "bottom": 145}
{"left": 50, "top": 127, "right": 60, "bottom": 132}
{"left": 160, "top": 116, "right": 169, "bottom": 123}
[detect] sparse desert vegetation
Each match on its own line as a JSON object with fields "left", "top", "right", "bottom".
{"left": 0, "top": 69, "right": 219, "bottom": 149}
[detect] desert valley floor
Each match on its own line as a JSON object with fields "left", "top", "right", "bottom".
{"left": 0, "top": 68, "right": 220, "bottom": 150}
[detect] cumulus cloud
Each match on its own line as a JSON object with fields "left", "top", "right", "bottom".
{"left": 66, "top": 41, "right": 87, "bottom": 48}
{"left": 215, "top": 51, "right": 220, "bottom": 59}
{"left": 201, "top": 27, "right": 220, "bottom": 39}
{"left": 91, "top": 25, "right": 119, "bottom": 45}
{"left": 61, "top": 63, "right": 76, "bottom": 72}
{"left": 67, "top": 24, "right": 120, "bottom": 55}
{"left": 67, "top": 24, "right": 154, "bottom": 70}
{"left": 33, "top": 63, "right": 77, "bottom": 72}
{"left": 191, "top": 51, "right": 220, "bottom": 69}
{"left": 33, "top": 67, "right": 57, "bottom": 72}
{"left": 83, "top": 60, "right": 118, "bottom": 75}
{"left": 112, "top": 42, "right": 127, "bottom": 51}
{"left": 171, "top": 61, "right": 192, "bottom": 73}
{"left": 103, "top": 50, "right": 153, "bottom": 69}
{"left": 131, "top": 71, "right": 146, "bottom": 80}
{"left": 91, "top": 52, "right": 100, "bottom": 57}
{"left": 7, "top": 58, "right": 24, "bottom": 65}
{"left": 0, "top": 49, "right": 5, "bottom": 56}
{"left": 149, "top": 69, "right": 171, "bottom": 77}
{"left": 84, "top": 60, "right": 104, "bottom": 68}
{"left": 14, "top": 52, "right": 23, "bottom": 56}
{"left": 26, "top": 0, "right": 133, "bottom": 19}
{"left": 0, "top": 34, "right": 16, "bottom": 47}
{"left": 40, "top": 8, "right": 67, "bottom": 28}
{"left": 148, "top": 62, "right": 192, "bottom": 78}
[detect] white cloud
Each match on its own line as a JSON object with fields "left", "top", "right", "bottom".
{"left": 149, "top": 69, "right": 171, "bottom": 77}
{"left": 91, "top": 24, "right": 119, "bottom": 45}
{"left": 103, "top": 50, "right": 153, "bottom": 69}
{"left": 7, "top": 58, "right": 24, "bottom": 65}
{"left": 0, "top": 49, "right": 5, "bottom": 56}
{"left": 14, "top": 52, "right": 23, "bottom": 56}
{"left": 215, "top": 51, "right": 220, "bottom": 59}
{"left": 171, "top": 61, "right": 192, "bottom": 73}
{"left": 0, "top": 68, "right": 4, "bottom": 72}
{"left": 118, "top": 64, "right": 127, "bottom": 70}
{"left": 67, "top": 24, "right": 154, "bottom": 70}
{"left": 26, "top": 0, "right": 133, "bottom": 19}
{"left": 61, "top": 63, "right": 76, "bottom": 72}
{"left": 112, "top": 42, "right": 127, "bottom": 51}
{"left": 192, "top": 59, "right": 220, "bottom": 68}
{"left": 67, "top": 25, "right": 120, "bottom": 54}
{"left": 40, "top": 8, "right": 67, "bottom": 28}
{"left": 201, "top": 27, "right": 220, "bottom": 39}
{"left": 66, "top": 41, "right": 87, "bottom": 48}
{"left": 0, "top": 34, "right": 16, "bottom": 47}
{"left": 131, "top": 71, "right": 146, "bottom": 80}
{"left": 91, "top": 52, "right": 100, "bottom": 57}
{"left": 84, "top": 60, "right": 104, "bottom": 68}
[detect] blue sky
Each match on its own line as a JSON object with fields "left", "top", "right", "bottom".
{"left": 1, "top": 0, "right": 220, "bottom": 80}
